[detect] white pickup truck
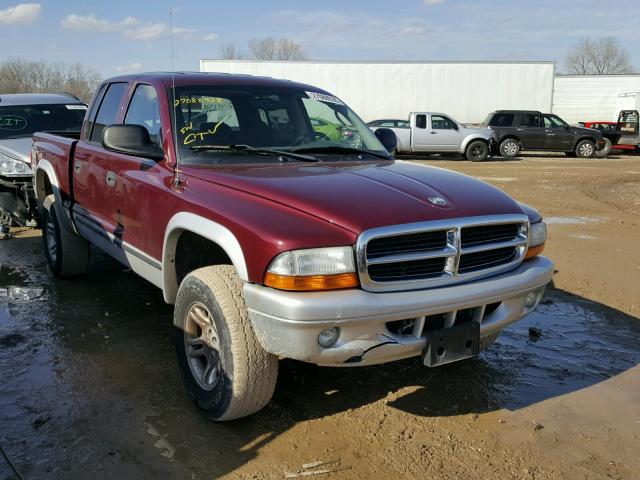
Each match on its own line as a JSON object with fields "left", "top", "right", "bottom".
{"left": 369, "top": 112, "right": 496, "bottom": 161}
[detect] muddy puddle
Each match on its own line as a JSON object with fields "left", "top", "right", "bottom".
{"left": 1, "top": 236, "right": 640, "bottom": 479}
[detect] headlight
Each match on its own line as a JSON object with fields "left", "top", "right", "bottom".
{"left": 525, "top": 221, "right": 547, "bottom": 259}
{"left": 264, "top": 246, "right": 359, "bottom": 291}
{"left": 0, "top": 153, "right": 32, "bottom": 177}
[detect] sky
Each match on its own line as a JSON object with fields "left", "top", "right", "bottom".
{"left": 1, "top": 0, "right": 639, "bottom": 77}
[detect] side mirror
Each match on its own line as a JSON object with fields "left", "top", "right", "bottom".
{"left": 102, "top": 124, "right": 164, "bottom": 160}
{"left": 374, "top": 128, "right": 397, "bottom": 154}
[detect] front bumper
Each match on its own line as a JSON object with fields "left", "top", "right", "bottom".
{"left": 0, "top": 177, "right": 36, "bottom": 227}
{"left": 244, "top": 256, "right": 554, "bottom": 367}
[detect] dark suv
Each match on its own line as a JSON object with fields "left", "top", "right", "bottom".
{"left": 484, "top": 110, "right": 606, "bottom": 158}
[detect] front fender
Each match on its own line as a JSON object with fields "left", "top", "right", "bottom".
{"left": 459, "top": 135, "right": 492, "bottom": 154}
{"left": 162, "top": 212, "right": 248, "bottom": 304}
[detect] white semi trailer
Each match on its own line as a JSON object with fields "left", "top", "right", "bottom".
{"left": 200, "top": 60, "right": 555, "bottom": 125}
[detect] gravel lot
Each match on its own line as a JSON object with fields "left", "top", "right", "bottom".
{"left": 1, "top": 153, "right": 639, "bottom": 479}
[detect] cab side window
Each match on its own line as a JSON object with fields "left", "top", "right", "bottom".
{"left": 82, "top": 83, "right": 107, "bottom": 140}
{"left": 89, "top": 82, "right": 127, "bottom": 144}
{"left": 519, "top": 114, "right": 540, "bottom": 127}
{"left": 125, "top": 84, "right": 162, "bottom": 146}
{"left": 416, "top": 115, "right": 427, "bottom": 129}
{"left": 431, "top": 115, "right": 456, "bottom": 130}
{"left": 543, "top": 115, "right": 564, "bottom": 129}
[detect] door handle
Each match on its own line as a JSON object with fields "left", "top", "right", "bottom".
{"left": 430, "top": 131, "right": 437, "bottom": 134}
{"left": 106, "top": 171, "right": 116, "bottom": 187}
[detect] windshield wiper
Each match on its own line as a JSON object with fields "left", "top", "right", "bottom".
{"left": 189, "top": 144, "right": 319, "bottom": 162}
{"left": 290, "top": 145, "right": 391, "bottom": 160}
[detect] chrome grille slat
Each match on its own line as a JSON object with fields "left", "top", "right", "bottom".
{"left": 366, "top": 246, "right": 457, "bottom": 265}
{"left": 356, "top": 214, "right": 529, "bottom": 293}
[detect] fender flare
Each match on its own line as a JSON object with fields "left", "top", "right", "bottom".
{"left": 162, "top": 212, "right": 248, "bottom": 304}
{"left": 34, "top": 160, "right": 75, "bottom": 231}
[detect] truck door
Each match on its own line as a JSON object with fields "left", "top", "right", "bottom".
{"left": 425, "top": 114, "right": 462, "bottom": 152}
{"left": 410, "top": 113, "right": 430, "bottom": 152}
{"left": 617, "top": 110, "right": 639, "bottom": 146}
{"left": 72, "top": 81, "right": 129, "bottom": 263}
{"left": 515, "top": 113, "right": 543, "bottom": 149}
{"left": 542, "top": 114, "right": 573, "bottom": 151}
{"left": 111, "top": 83, "right": 171, "bottom": 268}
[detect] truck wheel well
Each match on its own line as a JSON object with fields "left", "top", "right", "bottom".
{"left": 174, "top": 231, "right": 233, "bottom": 287}
{"left": 35, "top": 171, "right": 53, "bottom": 207}
{"left": 576, "top": 136, "right": 596, "bottom": 145}
{"left": 499, "top": 135, "right": 519, "bottom": 144}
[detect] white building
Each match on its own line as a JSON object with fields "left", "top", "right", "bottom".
{"left": 200, "top": 60, "right": 556, "bottom": 124}
{"left": 552, "top": 75, "right": 640, "bottom": 124}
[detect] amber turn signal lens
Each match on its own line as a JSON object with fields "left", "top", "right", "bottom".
{"left": 524, "top": 243, "right": 545, "bottom": 260}
{"left": 264, "top": 272, "right": 359, "bottom": 291}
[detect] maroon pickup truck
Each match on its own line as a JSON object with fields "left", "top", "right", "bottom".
{"left": 32, "top": 72, "right": 553, "bottom": 420}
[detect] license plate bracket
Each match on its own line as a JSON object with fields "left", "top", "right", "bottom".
{"left": 423, "top": 321, "right": 480, "bottom": 367}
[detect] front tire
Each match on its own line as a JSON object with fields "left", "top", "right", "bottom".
{"left": 465, "top": 140, "right": 489, "bottom": 162}
{"left": 174, "top": 265, "right": 278, "bottom": 421}
{"left": 42, "top": 195, "right": 89, "bottom": 277}
{"left": 575, "top": 139, "right": 595, "bottom": 158}
{"left": 499, "top": 138, "right": 520, "bottom": 158}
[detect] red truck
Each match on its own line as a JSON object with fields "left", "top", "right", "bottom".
{"left": 32, "top": 73, "right": 553, "bottom": 420}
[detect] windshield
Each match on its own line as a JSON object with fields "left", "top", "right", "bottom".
{"left": 0, "top": 103, "right": 86, "bottom": 140}
{"left": 171, "top": 85, "right": 389, "bottom": 164}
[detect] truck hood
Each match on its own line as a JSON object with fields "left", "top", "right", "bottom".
{"left": 184, "top": 160, "right": 524, "bottom": 233}
{"left": 0, "top": 137, "right": 32, "bottom": 163}
{"left": 571, "top": 126, "right": 603, "bottom": 137}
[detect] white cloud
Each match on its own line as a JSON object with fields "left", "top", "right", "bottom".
{"left": 424, "top": 0, "right": 445, "bottom": 4}
{"left": 61, "top": 12, "right": 216, "bottom": 42}
{"left": 202, "top": 32, "right": 219, "bottom": 41}
{"left": 61, "top": 14, "right": 140, "bottom": 32}
{"left": 115, "top": 62, "right": 143, "bottom": 73}
{"left": 0, "top": 3, "right": 41, "bottom": 25}
{"left": 396, "top": 26, "right": 427, "bottom": 36}
{"left": 125, "top": 22, "right": 168, "bottom": 40}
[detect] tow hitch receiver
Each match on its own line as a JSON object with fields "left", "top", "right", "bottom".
{"left": 423, "top": 321, "right": 480, "bottom": 367}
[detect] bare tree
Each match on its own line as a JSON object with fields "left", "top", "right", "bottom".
{"left": 247, "top": 36, "right": 306, "bottom": 61}
{"left": 0, "top": 59, "right": 101, "bottom": 102}
{"left": 565, "top": 37, "right": 634, "bottom": 75}
{"left": 219, "top": 43, "right": 243, "bottom": 60}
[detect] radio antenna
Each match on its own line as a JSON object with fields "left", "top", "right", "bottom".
{"left": 169, "top": 9, "right": 180, "bottom": 174}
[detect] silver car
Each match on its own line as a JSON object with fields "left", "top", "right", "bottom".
{"left": 369, "top": 112, "right": 496, "bottom": 161}
{"left": 0, "top": 93, "right": 86, "bottom": 233}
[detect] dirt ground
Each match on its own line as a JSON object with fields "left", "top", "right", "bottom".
{"left": 1, "top": 153, "right": 639, "bottom": 480}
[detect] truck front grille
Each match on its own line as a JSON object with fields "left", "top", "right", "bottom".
{"left": 356, "top": 215, "right": 529, "bottom": 292}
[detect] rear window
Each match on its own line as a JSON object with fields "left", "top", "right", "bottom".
{"left": 0, "top": 103, "right": 86, "bottom": 140}
{"left": 486, "top": 113, "right": 514, "bottom": 127}
{"left": 89, "top": 82, "right": 128, "bottom": 143}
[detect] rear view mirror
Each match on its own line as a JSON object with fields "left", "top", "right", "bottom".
{"left": 374, "top": 128, "right": 397, "bottom": 154}
{"left": 102, "top": 124, "right": 164, "bottom": 160}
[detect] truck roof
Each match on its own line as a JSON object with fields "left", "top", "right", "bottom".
{"left": 106, "top": 71, "right": 330, "bottom": 93}
{"left": 0, "top": 93, "right": 84, "bottom": 106}
{"left": 491, "top": 109, "right": 542, "bottom": 114}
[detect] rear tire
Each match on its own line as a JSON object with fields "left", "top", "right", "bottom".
{"left": 465, "top": 140, "right": 489, "bottom": 162}
{"left": 174, "top": 265, "right": 278, "bottom": 421}
{"left": 575, "top": 139, "right": 595, "bottom": 158}
{"left": 42, "top": 195, "right": 89, "bottom": 277}
{"left": 595, "top": 138, "right": 612, "bottom": 158}
{"left": 499, "top": 138, "right": 520, "bottom": 158}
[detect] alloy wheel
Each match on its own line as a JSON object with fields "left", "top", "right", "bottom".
{"left": 183, "top": 302, "right": 222, "bottom": 391}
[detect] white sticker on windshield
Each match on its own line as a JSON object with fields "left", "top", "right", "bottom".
{"left": 305, "top": 91, "right": 344, "bottom": 105}
{"left": 66, "top": 104, "right": 87, "bottom": 110}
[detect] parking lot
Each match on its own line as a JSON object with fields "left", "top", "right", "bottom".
{"left": 1, "top": 153, "right": 639, "bottom": 480}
